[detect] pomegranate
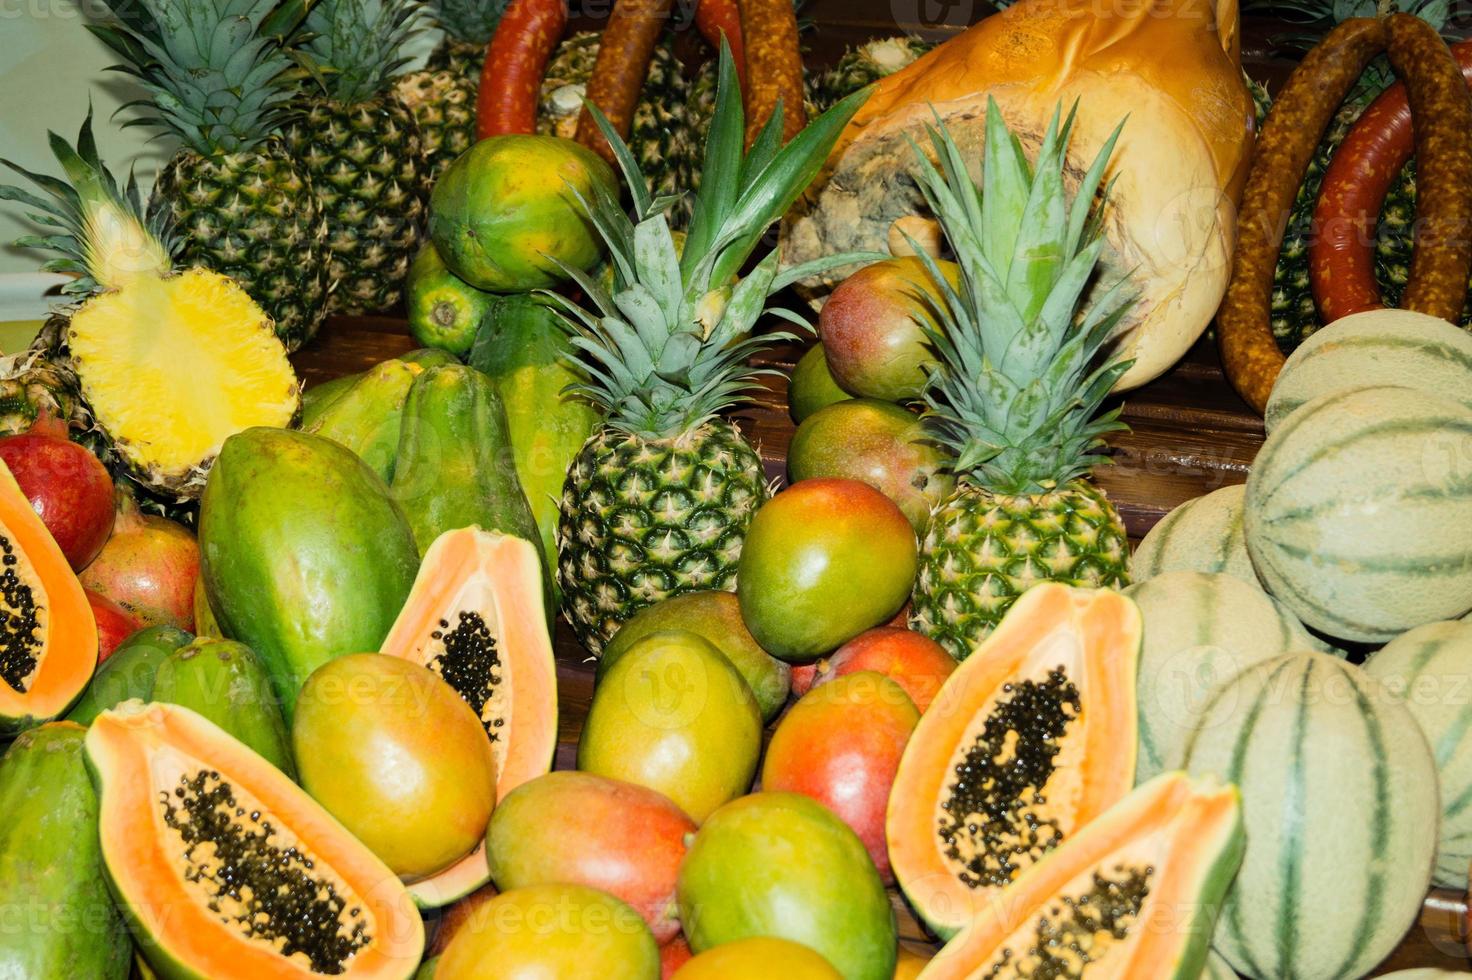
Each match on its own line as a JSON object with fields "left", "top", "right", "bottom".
{"left": 87, "top": 589, "right": 144, "bottom": 663}
{"left": 0, "top": 418, "right": 114, "bottom": 570}
{"left": 80, "top": 489, "right": 199, "bottom": 631}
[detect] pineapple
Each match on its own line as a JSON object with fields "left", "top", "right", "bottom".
{"left": 806, "top": 36, "right": 933, "bottom": 113}
{"left": 549, "top": 50, "right": 871, "bottom": 654}
{"left": 394, "top": 69, "right": 477, "bottom": 183}
{"left": 0, "top": 114, "right": 300, "bottom": 499}
{"left": 424, "top": 0, "right": 507, "bottom": 78}
{"left": 538, "top": 32, "right": 700, "bottom": 218}
{"left": 87, "top": 0, "right": 330, "bottom": 351}
{"left": 0, "top": 346, "right": 86, "bottom": 438}
{"left": 283, "top": 0, "right": 426, "bottom": 315}
{"left": 904, "top": 101, "right": 1134, "bottom": 660}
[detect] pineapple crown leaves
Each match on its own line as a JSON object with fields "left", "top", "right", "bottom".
{"left": 87, "top": 0, "right": 306, "bottom": 154}
{"left": 541, "top": 43, "right": 881, "bottom": 438}
{"left": 0, "top": 110, "right": 175, "bottom": 297}
{"left": 427, "top": 0, "right": 506, "bottom": 45}
{"left": 907, "top": 98, "right": 1136, "bottom": 496}
{"left": 295, "top": 0, "right": 424, "bottom": 104}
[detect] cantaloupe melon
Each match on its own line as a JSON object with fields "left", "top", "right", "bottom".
{"left": 1183, "top": 651, "right": 1438, "bottom": 980}
{"left": 1245, "top": 385, "right": 1472, "bottom": 642}
{"left": 1365, "top": 619, "right": 1472, "bottom": 889}
{"left": 1132, "top": 484, "right": 1253, "bottom": 585}
{"left": 1265, "top": 310, "right": 1472, "bottom": 432}
{"left": 1123, "top": 571, "right": 1330, "bottom": 784}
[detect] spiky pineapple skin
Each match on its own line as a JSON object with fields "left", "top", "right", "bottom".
{"left": 152, "top": 142, "right": 330, "bottom": 350}
{"left": 428, "top": 37, "right": 486, "bottom": 79}
{"left": 394, "top": 69, "right": 477, "bottom": 185}
{"left": 806, "top": 36, "right": 933, "bottom": 114}
{"left": 0, "top": 342, "right": 86, "bottom": 438}
{"left": 557, "top": 422, "right": 769, "bottom": 654}
{"left": 910, "top": 480, "right": 1131, "bottom": 659}
{"left": 282, "top": 95, "right": 426, "bottom": 315}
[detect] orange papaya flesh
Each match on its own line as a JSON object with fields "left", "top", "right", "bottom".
{"left": 379, "top": 526, "right": 558, "bottom": 909}
{"left": 84, "top": 700, "right": 424, "bottom": 979}
{"left": 0, "top": 458, "right": 96, "bottom": 733}
{"left": 921, "top": 773, "right": 1244, "bottom": 979}
{"left": 887, "top": 583, "right": 1141, "bottom": 939}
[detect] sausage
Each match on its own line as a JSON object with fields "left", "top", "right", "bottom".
{"left": 738, "top": 0, "right": 806, "bottom": 146}
{"left": 476, "top": 0, "right": 568, "bottom": 138}
{"left": 694, "top": 0, "right": 747, "bottom": 90}
{"left": 1384, "top": 15, "right": 1472, "bottom": 320}
{"left": 1217, "top": 17, "right": 1389, "bottom": 414}
{"left": 574, "top": 0, "right": 674, "bottom": 162}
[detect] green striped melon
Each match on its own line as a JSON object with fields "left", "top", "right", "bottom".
{"left": 1183, "top": 651, "right": 1438, "bottom": 980}
{"left": 1244, "top": 385, "right": 1472, "bottom": 643}
{"left": 1265, "top": 310, "right": 1472, "bottom": 432}
{"left": 1123, "top": 571, "right": 1330, "bottom": 784}
{"left": 1365, "top": 619, "right": 1472, "bottom": 888}
{"left": 1133, "top": 485, "right": 1253, "bottom": 585}
{"left": 1203, "top": 952, "right": 1238, "bottom": 979}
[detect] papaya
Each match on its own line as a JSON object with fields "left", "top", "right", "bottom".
{"left": 150, "top": 637, "right": 296, "bottom": 780}
{"left": 302, "top": 350, "right": 459, "bottom": 430}
{"left": 407, "top": 242, "right": 496, "bottom": 356}
{"left": 85, "top": 701, "right": 424, "bottom": 978}
{"left": 192, "top": 577, "right": 222, "bottom": 639}
{"left": 0, "top": 722, "right": 130, "bottom": 978}
{"left": 199, "top": 428, "right": 420, "bottom": 721}
{"left": 0, "top": 458, "right": 97, "bottom": 733}
{"left": 469, "top": 293, "right": 601, "bottom": 589}
{"left": 65, "top": 625, "right": 193, "bottom": 725}
{"left": 887, "top": 583, "right": 1142, "bottom": 938}
{"left": 379, "top": 527, "right": 558, "bottom": 908}
{"left": 303, "top": 359, "right": 421, "bottom": 483}
{"left": 920, "top": 774, "right": 1244, "bottom": 979}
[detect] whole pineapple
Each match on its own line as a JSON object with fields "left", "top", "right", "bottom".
{"left": 906, "top": 101, "right": 1134, "bottom": 660}
{"left": 538, "top": 32, "right": 699, "bottom": 215}
{"left": 424, "top": 0, "right": 506, "bottom": 78}
{"left": 551, "top": 51, "right": 871, "bottom": 654}
{"left": 88, "top": 0, "right": 330, "bottom": 350}
{"left": 394, "top": 68, "right": 477, "bottom": 183}
{"left": 283, "top": 0, "right": 426, "bottom": 315}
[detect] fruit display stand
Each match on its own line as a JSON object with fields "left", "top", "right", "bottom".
{"left": 292, "top": 315, "right": 1470, "bottom": 972}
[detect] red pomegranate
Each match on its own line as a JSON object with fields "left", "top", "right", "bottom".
{"left": 0, "top": 418, "right": 114, "bottom": 570}
{"left": 80, "top": 489, "right": 199, "bottom": 631}
{"left": 87, "top": 589, "right": 144, "bottom": 663}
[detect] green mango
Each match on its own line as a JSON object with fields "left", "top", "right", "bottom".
{"left": 0, "top": 723, "right": 131, "bottom": 978}
{"left": 303, "top": 359, "right": 420, "bottom": 482}
{"left": 200, "top": 427, "right": 420, "bottom": 721}
{"left": 150, "top": 638, "right": 296, "bottom": 779}
{"left": 470, "top": 294, "right": 601, "bottom": 588}
{"left": 66, "top": 626, "right": 194, "bottom": 725}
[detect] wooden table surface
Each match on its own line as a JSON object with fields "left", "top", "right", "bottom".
{"left": 292, "top": 316, "right": 1469, "bottom": 971}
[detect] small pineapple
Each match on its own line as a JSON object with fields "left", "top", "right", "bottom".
{"left": 806, "top": 36, "right": 932, "bottom": 113}
{"left": 88, "top": 0, "right": 330, "bottom": 350}
{"left": 549, "top": 50, "right": 871, "bottom": 654}
{"left": 538, "top": 32, "right": 699, "bottom": 219}
{"left": 424, "top": 0, "right": 507, "bottom": 79}
{"left": 905, "top": 101, "right": 1134, "bottom": 660}
{"left": 0, "top": 114, "right": 300, "bottom": 499}
{"left": 283, "top": 0, "right": 426, "bottom": 315}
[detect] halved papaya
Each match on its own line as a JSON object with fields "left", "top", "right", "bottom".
{"left": 919, "top": 773, "right": 1244, "bottom": 978}
{"left": 84, "top": 700, "right": 424, "bottom": 979}
{"left": 0, "top": 458, "right": 96, "bottom": 733}
{"left": 379, "top": 526, "right": 558, "bottom": 908}
{"left": 887, "top": 584, "right": 1141, "bottom": 938}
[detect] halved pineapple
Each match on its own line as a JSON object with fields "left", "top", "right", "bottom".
{"left": 68, "top": 270, "right": 300, "bottom": 496}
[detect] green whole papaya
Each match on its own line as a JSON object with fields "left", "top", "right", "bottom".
{"left": 302, "top": 349, "right": 460, "bottom": 430}
{"left": 302, "top": 359, "right": 421, "bottom": 483}
{"left": 65, "top": 626, "right": 194, "bottom": 725}
{"left": 0, "top": 723, "right": 130, "bottom": 979}
{"left": 199, "top": 428, "right": 420, "bottom": 721}
{"left": 470, "top": 294, "right": 601, "bottom": 591}
{"left": 150, "top": 638, "right": 296, "bottom": 779}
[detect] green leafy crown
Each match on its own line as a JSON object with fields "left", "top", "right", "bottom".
{"left": 88, "top": 0, "right": 306, "bottom": 154}
{"left": 428, "top": 0, "right": 506, "bottom": 45}
{"left": 0, "top": 110, "right": 175, "bottom": 297}
{"left": 298, "top": 0, "right": 422, "bottom": 104}
{"left": 909, "top": 99, "right": 1134, "bottom": 496}
{"left": 544, "top": 44, "right": 876, "bottom": 439}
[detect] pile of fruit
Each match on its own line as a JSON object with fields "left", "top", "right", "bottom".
{"left": 8, "top": 0, "right": 1472, "bottom": 977}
